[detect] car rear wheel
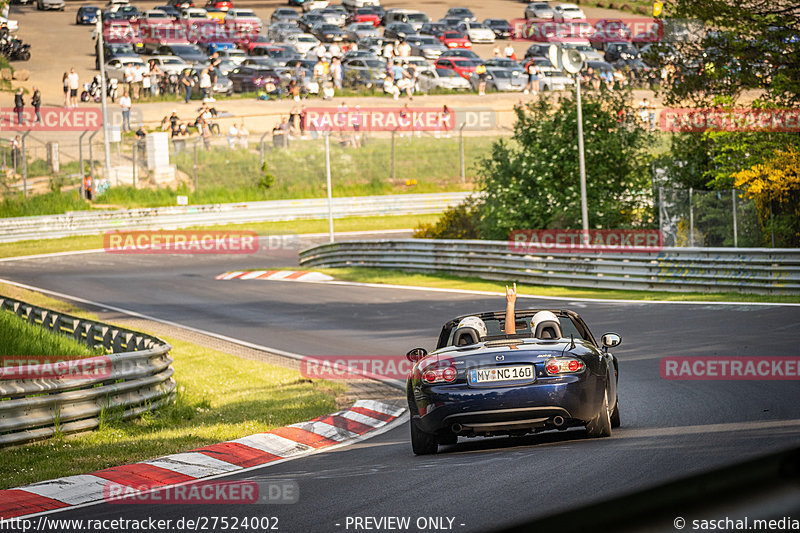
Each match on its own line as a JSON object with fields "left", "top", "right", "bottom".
{"left": 586, "top": 388, "right": 612, "bottom": 438}
{"left": 410, "top": 418, "right": 438, "bottom": 455}
{"left": 610, "top": 394, "right": 620, "bottom": 428}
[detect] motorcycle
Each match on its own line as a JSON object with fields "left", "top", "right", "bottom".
{"left": 80, "top": 76, "right": 103, "bottom": 103}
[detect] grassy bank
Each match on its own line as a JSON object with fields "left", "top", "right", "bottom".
{"left": 317, "top": 267, "right": 800, "bottom": 304}
{"left": 0, "top": 311, "right": 101, "bottom": 358}
{"left": 0, "top": 213, "right": 437, "bottom": 259}
{"left": 0, "top": 134, "right": 491, "bottom": 216}
{"left": 0, "top": 283, "right": 345, "bottom": 489}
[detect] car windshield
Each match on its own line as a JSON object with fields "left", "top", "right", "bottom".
{"left": 146, "top": 11, "right": 168, "bottom": 18}
{"left": 363, "top": 59, "right": 384, "bottom": 68}
{"left": 161, "top": 57, "right": 185, "bottom": 64}
{"left": 173, "top": 45, "right": 203, "bottom": 54}
{"left": 443, "top": 32, "right": 463, "bottom": 39}
{"left": 407, "top": 13, "right": 428, "bottom": 23}
{"left": 444, "top": 315, "right": 585, "bottom": 346}
{"left": 459, "top": 59, "right": 482, "bottom": 66}
{"left": 490, "top": 70, "right": 513, "bottom": 78}
{"left": 436, "top": 68, "right": 459, "bottom": 77}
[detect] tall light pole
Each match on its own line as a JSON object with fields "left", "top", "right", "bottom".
{"left": 575, "top": 75, "right": 588, "bottom": 233}
{"left": 95, "top": 18, "right": 112, "bottom": 179}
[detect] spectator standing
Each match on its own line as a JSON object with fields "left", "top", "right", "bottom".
{"left": 199, "top": 118, "right": 212, "bottom": 150}
{"left": 397, "top": 39, "right": 411, "bottom": 57}
{"left": 330, "top": 57, "right": 343, "bottom": 90}
{"left": 13, "top": 88, "right": 24, "bottom": 125}
{"left": 524, "top": 60, "right": 539, "bottom": 95}
{"left": 503, "top": 43, "right": 515, "bottom": 59}
{"left": 119, "top": 91, "right": 132, "bottom": 131}
{"left": 68, "top": 68, "right": 80, "bottom": 107}
{"left": 382, "top": 42, "right": 394, "bottom": 61}
{"left": 492, "top": 45, "right": 501, "bottom": 58}
{"left": 32, "top": 86, "right": 41, "bottom": 124}
{"left": 199, "top": 68, "right": 212, "bottom": 101}
{"left": 10, "top": 135, "right": 20, "bottom": 172}
{"left": 238, "top": 122, "right": 249, "bottom": 148}
{"left": 475, "top": 63, "right": 487, "bottom": 96}
{"left": 328, "top": 42, "right": 341, "bottom": 59}
{"left": 148, "top": 60, "right": 163, "bottom": 97}
{"left": 123, "top": 64, "right": 134, "bottom": 98}
{"left": 227, "top": 122, "right": 239, "bottom": 148}
{"left": 208, "top": 52, "right": 221, "bottom": 101}
{"left": 181, "top": 70, "right": 194, "bottom": 103}
{"left": 62, "top": 72, "right": 69, "bottom": 107}
{"left": 131, "top": 63, "right": 143, "bottom": 99}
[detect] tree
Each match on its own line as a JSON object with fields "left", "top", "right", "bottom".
{"left": 476, "top": 90, "right": 652, "bottom": 240}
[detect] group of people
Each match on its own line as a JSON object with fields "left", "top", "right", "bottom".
{"left": 12, "top": 86, "right": 41, "bottom": 125}
{"left": 227, "top": 122, "right": 250, "bottom": 149}
{"left": 159, "top": 103, "right": 221, "bottom": 150}
{"left": 61, "top": 68, "right": 80, "bottom": 107}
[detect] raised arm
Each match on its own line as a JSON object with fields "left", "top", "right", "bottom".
{"left": 505, "top": 282, "right": 517, "bottom": 335}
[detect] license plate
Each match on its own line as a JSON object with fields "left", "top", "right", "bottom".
{"left": 469, "top": 365, "right": 535, "bottom": 385}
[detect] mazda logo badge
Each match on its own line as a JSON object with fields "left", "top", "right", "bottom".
{"left": 496, "top": 355, "right": 504, "bottom": 361}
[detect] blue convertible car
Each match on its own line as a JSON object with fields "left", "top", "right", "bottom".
{"left": 406, "top": 309, "right": 621, "bottom": 454}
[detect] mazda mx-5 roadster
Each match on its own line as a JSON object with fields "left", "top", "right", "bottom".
{"left": 406, "top": 309, "right": 621, "bottom": 454}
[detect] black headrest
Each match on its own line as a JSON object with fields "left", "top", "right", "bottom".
{"left": 534, "top": 320, "right": 562, "bottom": 340}
{"left": 453, "top": 327, "right": 480, "bottom": 347}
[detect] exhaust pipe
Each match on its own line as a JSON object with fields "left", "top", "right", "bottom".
{"left": 451, "top": 423, "right": 463, "bottom": 434}
{"left": 553, "top": 416, "right": 565, "bottom": 428}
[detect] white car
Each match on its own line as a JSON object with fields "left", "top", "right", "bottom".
{"left": 403, "top": 55, "right": 435, "bottom": 75}
{"left": 0, "top": 16, "right": 19, "bottom": 32}
{"left": 149, "top": 55, "right": 190, "bottom": 75}
{"left": 301, "top": 0, "right": 329, "bottom": 12}
{"left": 216, "top": 48, "right": 247, "bottom": 64}
{"left": 283, "top": 33, "right": 320, "bottom": 55}
{"left": 559, "top": 38, "right": 604, "bottom": 61}
{"left": 554, "top": 3, "right": 586, "bottom": 21}
{"left": 180, "top": 8, "right": 208, "bottom": 21}
{"left": 224, "top": 9, "right": 262, "bottom": 32}
{"left": 104, "top": 57, "right": 147, "bottom": 81}
{"left": 416, "top": 67, "right": 471, "bottom": 91}
{"left": 457, "top": 21, "right": 496, "bottom": 43}
{"left": 342, "top": 0, "right": 379, "bottom": 9}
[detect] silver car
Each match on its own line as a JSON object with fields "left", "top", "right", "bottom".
{"left": 37, "top": 0, "right": 64, "bottom": 10}
{"left": 417, "top": 67, "right": 471, "bottom": 91}
{"left": 525, "top": 2, "right": 556, "bottom": 20}
{"left": 406, "top": 35, "right": 447, "bottom": 60}
{"left": 469, "top": 66, "right": 526, "bottom": 92}
{"left": 345, "top": 22, "right": 380, "bottom": 41}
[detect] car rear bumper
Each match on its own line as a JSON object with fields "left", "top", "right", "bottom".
{"left": 410, "top": 373, "right": 605, "bottom": 435}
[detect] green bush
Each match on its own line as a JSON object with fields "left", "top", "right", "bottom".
{"left": 414, "top": 195, "right": 482, "bottom": 239}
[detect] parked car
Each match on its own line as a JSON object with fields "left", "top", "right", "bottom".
{"left": 224, "top": 8, "right": 262, "bottom": 34}
{"left": 383, "top": 9, "right": 429, "bottom": 31}
{"left": 96, "top": 42, "right": 138, "bottom": 69}
{"left": 149, "top": 55, "right": 190, "bottom": 75}
{"left": 559, "top": 38, "right": 604, "bottom": 61}
{"left": 319, "top": 6, "right": 348, "bottom": 26}
{"left": 383, "top": 22, "right": 417, "bottom": 41}
{"left": 524, "top": 42, "right": 552, "bottom": 59}
{"left": 342, "top": 56, "right": 387, "bottom": 87}
{"left": 345, "top": 22, "right": 379, "bottom": 41}
{"left": 76, "top": 6, "right": 101, "bottom": 24}
{"left": 310, "top": 22, "right": 346, "bottom": 42}
{"left": 525, "top": 2, "right": 556, "bottom": 20}
{"left": 214, "top": 47, "right": 247, "bottom": 64}
{"left": 419, "top": 22, "right": 447, "bottom": 38}
{"left": 484, "top": 18, "right": 511, "bottom": 40}
{"left": 283, "top": 33, "right": 320, "bottom": 55}
{"left": 299, "top": 12, "right": 325, "bottom": 32}
{"left": 434, "top": 56, "right": 483, "bottom": 79}
{"left": 456, "top": 21, "right": 496, "bottom": 43}
{"left": 268, "top": 21, "right": 302, "bottom": 41}
{"left": 228, "top": 65, "right": 282, "bottom": 93}
{"left": 529, "top": 57, "right": 575, "bottom": 90}
{"left": 444, "top": 7, "right": 476, "bottom": 23}
{"left": 342, "top": 0, "right": 379, "bottom": 9}
{"left": 238, "top": 34, "right": 272, "bottom": 53}
{"left": 438, "top": 30, "right": 471, "bottom": 49}
{"left": 349, "top": 7, "right": 381, "bottom": 26}
{"left": 469, "top": 66, "right": 526, "bottom": 91}
{"left": 104, "top": 56, "right": 147, "bottom": 81}
{"left": 604, "top": 41, "right": 639, "bottom": 62}
{"left": 416, "top": 67, "right": 471, "bottom": 91}
{"left": 405, "top": 34, "right": 447, "bottom": 59}
{"left": 188, "top": 65, "right": 232, "bottom": 93}
{"left": 167, "top": 0, "right": 194, "bottom": 9}
{"left": 485, "top": 57, "right": 524, "bottom": 75}
{"left": 589, "top": 19, "right": 633, "bottom": 47}
{"left": 553, "top": 3, "right": 586, "bottom": 21}
{"left": 154, "top": 5, "right": 181, "bottom": 19}
{"left": 37, "top": 0, "right": 65, "bottom": 11}
{"left": 405, "top": 309, "right": 621, "bottom": 454}
{"left": 155, "top": 42, "right": 209, "bottom": 64}
{"left": 205, "top": 0, "right": 231, "bottom": 11}
{"left": 271, "top": 7, "right": 300, "bottom": 23}
{"left": 403, "top": 56, "right": 434, "bottom": 75}
{"left": 440, "top": 48, "right": 480, "bottom": 59}
{"left": 204, "top": 7, "right": 227, "bottom": 23}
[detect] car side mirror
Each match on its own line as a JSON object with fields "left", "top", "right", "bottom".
{"left": 406, "top": 347, "right": 428, "bottom": 362}
{"left": 601, "top": 333, "right": 621, "bottom": 349}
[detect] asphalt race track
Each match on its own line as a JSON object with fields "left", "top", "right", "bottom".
{"left": 2, "top": 238, "right": 800, "bottom": 532}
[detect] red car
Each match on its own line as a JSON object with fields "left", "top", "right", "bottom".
{"left": 434, "top": 57, "right": 483, "bottom": 79}
{"left": 349, "top": 7, "right": 381, "bottom": 26}
{"left": 438, "top": 30, "right": 472, "bottom": 49}
{"left": 206, "top": 0, "right": 232, "bottom": 10}
{"left": 238, "top": 34, "right": 273, "bottom": 53}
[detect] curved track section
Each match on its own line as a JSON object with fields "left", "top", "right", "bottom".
{"left": 1, "top": 244, "right": 799, "bottom": 532}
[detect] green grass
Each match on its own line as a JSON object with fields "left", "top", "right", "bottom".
{"left": 0, "top": 283, "right": 345, "bottom": 489}
{"left": 0, "top": 311, "right": 101, "bottom": 357}
{"left": 0, "top": 134, "right": 490, "bottom": 216}
{"left": 0, "top": 213, "right": 439, "bottom": 259}
{"left": 0, "top": 335, "right": 344, "bottom": 489}
{"left": 315, "top": 267, "right": 800, "bottom": 304}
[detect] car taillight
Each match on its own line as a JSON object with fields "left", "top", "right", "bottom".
{"left": 546, "top": 357, "right": 585, "bottom": 375}
{"left": 421, "top": 361, "right": 457, "bottom": 384}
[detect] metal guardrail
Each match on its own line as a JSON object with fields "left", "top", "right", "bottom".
{"left": 299, "top": 239, "right": 800, "bottom": 295}
{"left": 0, "top": 297, "right": 174, "bottom": 446}
{"left": 0, "top": 193, "right": 471, "bottom": 243}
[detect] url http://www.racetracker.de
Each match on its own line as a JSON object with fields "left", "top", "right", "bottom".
{"left": 674, "top": 516, "right": 799, "bottom": 530}
{"left": 0, "top": 515, "right": 280, "bottom": 532}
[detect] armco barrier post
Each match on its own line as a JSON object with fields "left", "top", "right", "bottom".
{"left": 732, "top": 189, "right": 738, "bottom": 248}
{"left": 689, "top": 187, "right": 694, "bottom": 247}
